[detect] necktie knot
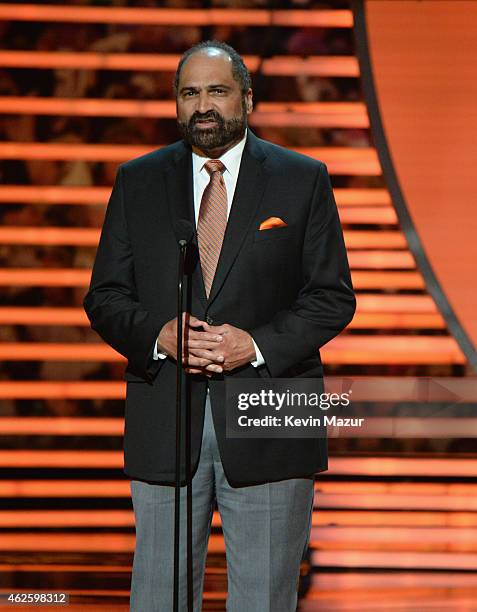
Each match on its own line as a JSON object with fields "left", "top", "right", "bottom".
{"left": 204, "top": 160, "right": 225, "bottom": 176}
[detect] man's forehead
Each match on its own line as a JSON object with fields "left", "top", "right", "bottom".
{"left": 179, "top": 50, "right": 235, "bottom": 85}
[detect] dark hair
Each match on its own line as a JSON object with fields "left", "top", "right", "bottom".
{"left": 173, "top": 40, "right": 252, "bottom": 95}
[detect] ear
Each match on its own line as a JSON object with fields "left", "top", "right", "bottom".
{"left": 245, "top": 88, "right": 253, "bottom": 114}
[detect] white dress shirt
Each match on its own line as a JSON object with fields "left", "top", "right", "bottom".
{"left": 154, "top": 130, "right": 265, "bottom": 367}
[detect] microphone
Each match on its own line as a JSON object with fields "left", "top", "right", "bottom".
{"left": 175, "top": 219, "right": 195, "bottom": 248}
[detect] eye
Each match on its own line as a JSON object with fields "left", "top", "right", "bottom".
{"left": 212, "top": 88, "right": 226, "bottom": 95}
{"left": 183, "top": 90, "right": 197, "bottom": 97}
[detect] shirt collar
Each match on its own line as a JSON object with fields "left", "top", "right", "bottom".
{"left": 192, "top": 128, "right": 247, "bottom": 179}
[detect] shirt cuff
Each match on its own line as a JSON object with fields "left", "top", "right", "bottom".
{"left": 250, "top": 338, "right": 265, "bottom": 367}
{"left": 153, "top": 340, "right": 167, "bottom": 360}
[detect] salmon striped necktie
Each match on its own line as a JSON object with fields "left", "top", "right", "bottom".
{"left": 197, "top": 160, "right": 228, "bottom": 298}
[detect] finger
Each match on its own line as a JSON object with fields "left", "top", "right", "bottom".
{"left": 184, "top": 367, "right": 213, "bottom": 378}
{"left": 186, "top": 339, "right": 224, "bottom": 350}
{"left": 184, "top": 346, "right": 219, "bottom": 358}
{"left": 187, "top": 330, "right": 223, "bottom": 343}
{"left": 204, "top": 363, "right": 223, "bottom": 373}
{"left": 183, "top": 356, "right": 216, "bottom": 368}
{"left": 188, "top": 316, "right": 207, "bottom": 328}
{"left": 183, "top": 313, "right": 205, "bottom": 335}
{"left": 184, "top": 367, "right": 205, "bottom": 374}
{"left": 188, "top": 349, "right": 224, "bottom": 362}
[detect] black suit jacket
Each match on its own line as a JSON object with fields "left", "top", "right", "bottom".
{"left": 83, "top": 130, "right": 356, "bottom": 486}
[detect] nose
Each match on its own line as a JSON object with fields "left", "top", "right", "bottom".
{"left": 197, "top": 91, "right": 213, "bottom": 115}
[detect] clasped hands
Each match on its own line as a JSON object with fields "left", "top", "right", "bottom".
{"left": 156, "top": 313, "right": 256, "bottom": 376}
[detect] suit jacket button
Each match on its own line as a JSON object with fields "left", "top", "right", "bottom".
{"left": 206, "top": 316, "right": 214, "bottom": 325}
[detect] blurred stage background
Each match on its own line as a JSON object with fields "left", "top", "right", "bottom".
{"left": 0, "top": 1, "right": 476, "bottom": 610}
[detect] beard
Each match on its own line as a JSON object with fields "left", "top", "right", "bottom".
{"left": 177, "top": 103, "right": 247, "bottom": 153}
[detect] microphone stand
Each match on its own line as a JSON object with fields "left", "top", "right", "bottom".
{"left": 174, "top": 237, "right": 194, "bottom": 612}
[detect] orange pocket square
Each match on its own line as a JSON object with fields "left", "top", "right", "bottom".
{"left": 259, "top": 217, "right": 288, "bottom": 230}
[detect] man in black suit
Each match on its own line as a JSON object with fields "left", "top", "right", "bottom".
{"left": 84, "top": 41, "right": 355, "bottom": 611}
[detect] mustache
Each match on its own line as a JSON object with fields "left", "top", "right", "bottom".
{"left": 189, "top": 111, "right": 224, "bottom": 127}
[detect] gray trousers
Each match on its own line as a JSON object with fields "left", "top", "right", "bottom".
{"left": 130, "top": 394, "right": 315, "bottom": 612}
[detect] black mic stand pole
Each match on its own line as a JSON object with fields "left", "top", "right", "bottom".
{"left": 174, "top": 237, "right": 194, "bottom": 612}
{"left": 185, "top": 313, "right": 193, "bottom": 612}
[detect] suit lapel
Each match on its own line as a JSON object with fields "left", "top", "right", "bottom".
{"left": 164, "top": 142, "right": 208, "bottom": 309}
{"left": 207, "top": 131, "right": 268, "bottom": 306}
